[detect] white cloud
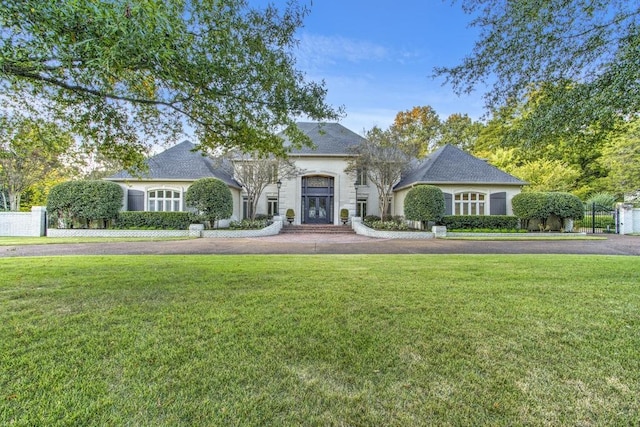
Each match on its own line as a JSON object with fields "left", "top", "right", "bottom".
{"left": 296, "top": 33, "right": 389, "bottom": 71}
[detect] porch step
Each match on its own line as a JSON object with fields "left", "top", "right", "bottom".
{"left": 280, "top": 224, "right": 355, "bottom": 234}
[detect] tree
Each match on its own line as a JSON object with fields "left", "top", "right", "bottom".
{"left": 404, "top": 185, "right": 445, "bottom": 229}
{"left": 185, "top": 178, "right": 232, "bottom": 228}
{"left": 0, "top": 114, "right": 76, "bottom": 211}
{"left": 224, "top": 151, "right": 300, "bottom": 220}
{"left": 346, "top": 127, "right": 414, "bottom": 219}
{"left": 599, "top": 119, "right": 640, "bottom": 197}
{"left": 439, "top": 113, "right": 483, "bottom": 151}
{"left": 47, "top": 180, "right": 123, "bottom": 228}
{"left": 0, "top": 0, "right": 340, "bottom": 170}
{"left": 392, "top": 106, "right": 441, "bottom": 157}
{"left": 436, "top": 1, "right": 640, "bottom": 140}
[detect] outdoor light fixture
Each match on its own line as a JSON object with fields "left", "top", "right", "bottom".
{"left": 277, "top": 180, "right": 282, "bottom": 216}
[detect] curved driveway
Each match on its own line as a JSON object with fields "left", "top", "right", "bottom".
{"left": 2, "top": 234, "right": 639, "bottom": 257}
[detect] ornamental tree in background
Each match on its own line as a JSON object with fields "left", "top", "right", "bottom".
{"left": 404, "top": 185, "right": 445, "bottom": 229}
{"left": 436, "top": 1, "right": 640, "bottom": 141}
{"left": 0, "top": 0, "right": 340, "bottom": 171}
{"left": 185, "top": 178, "right": 232, "bottom": 228}
{"left": 0, "top": 114, "right": 76, "bottom": 211}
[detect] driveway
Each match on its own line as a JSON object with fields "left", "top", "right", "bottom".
{"left": 1, "top": 234, "right": 639, "bottom": 257}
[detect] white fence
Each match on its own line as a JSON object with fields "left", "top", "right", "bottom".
{"left": 0, "top": 207, "right": 47, "bottom": 237}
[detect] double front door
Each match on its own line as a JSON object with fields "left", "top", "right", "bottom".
{"left": 305, "top": 196, "right": 330, "bottom": 224}
{"left": 302, "top": 176, "right": 334, "bottom": 224}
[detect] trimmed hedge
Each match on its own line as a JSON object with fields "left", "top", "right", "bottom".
{"left": 185, "top": 178, "right": 233, "bottom": 224}
{"left": 112, "top": 211, "right": 195, "bottom": 230}
{"left": 441, "top": 215, "right": 519, "bottom": 230}
{"left": 47, "top": 180, "right": 123, "bottom": 228}
{"left": 512, "top": 192, "right": 583, "bottom": 222}
{"left": 404, "top": 185, "right": 445, "bottom": 226}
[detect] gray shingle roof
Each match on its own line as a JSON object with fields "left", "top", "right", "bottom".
{"left": 395, "top": 144, "right": 526, "bottom": 190}
{"left": 107, "top": 140, "right": 240, "bottom": 187}
{"left": 283, "top": 122, "right": 367, "bottom": 155}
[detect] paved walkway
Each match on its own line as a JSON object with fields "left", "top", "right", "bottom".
{"left": 2, "top": 234, "right": 639, "bottom": 257}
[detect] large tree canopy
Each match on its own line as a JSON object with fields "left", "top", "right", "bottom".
{"left": 0, "top": 0, "right": 340, "bottom": 170}
{"left": 436, "top": 0, "right": 640, "bottom": 138}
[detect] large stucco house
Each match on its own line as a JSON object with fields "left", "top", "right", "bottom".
{"left": 107, "top": 122, "right": 525, "bottom": 224}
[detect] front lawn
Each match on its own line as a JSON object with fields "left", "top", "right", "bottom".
{"left": 1, "top": 255, "right": 638, "bottom": 425}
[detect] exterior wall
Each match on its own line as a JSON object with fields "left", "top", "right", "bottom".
{"left": 394, "top": 184, "right": 523, "bottom": 217}
{"left": 277, "top": 156, "right": 374, "bottom": 225}
{"left": 113, "top": 181, "right": 243, "bottom": 220}
{"left": 0, "top": 206, "right": 47, "bottom": 237}
{"left": 619, "top": 204, "right": 640, "bottom": 235}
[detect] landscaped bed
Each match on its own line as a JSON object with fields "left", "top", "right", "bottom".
{"left": 2, "top": 255, "right": 638, "bottom": 425}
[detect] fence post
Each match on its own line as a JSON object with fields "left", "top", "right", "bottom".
{"left": 591, "top": 202, "right": 596, "bottom": 234}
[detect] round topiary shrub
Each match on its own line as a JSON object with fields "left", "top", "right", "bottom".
{"left": 47, "top": 180, "right": 123, "bottom": 228}
{"left": 404, "top": 185, "right": 445, "bottom": 229}
{"left": 185, "top": 178, "right": 232, "bottom": 228}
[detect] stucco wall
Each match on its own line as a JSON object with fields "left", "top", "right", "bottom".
{"left": 0, "top": 206, "right": 47, "bottom": 237}
{"left": 393, "top": 184, "right": 523, "bottom": 217}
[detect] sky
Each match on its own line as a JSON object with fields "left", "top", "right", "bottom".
{"left": 278, "top": 0, "right": 487, "bottom": 134}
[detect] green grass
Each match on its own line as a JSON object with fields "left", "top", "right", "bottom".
{"left": 1, "top": 255, "right": 639, "bottom": 425}
{"left": 0, "top": 236, "right": 194, "bottom": 246}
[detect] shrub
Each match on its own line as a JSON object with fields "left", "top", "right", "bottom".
{"left": 404, "top": 185, "right": 445, "bottom": 228}
{"left": 47, "top": 180, "right": 123, "bottom": 228}
{"left": 112, "top": 212, "right": 195, "bottom": 230}
{"left": 585, "top": 192, "right": 617, "bottom": 211}
{"left": 512, "top": 192, "right": 583, "bottom": 229}
{"left": 340, "top": 208, "right": 349, "bottom": 218}
{"left": 363, "top": 215, "right": 381, "bottom": 223}
{"left": 441, "top": 215, "right": 519, "bottom": 230}
{"left": 185, "top": 178, "right": 232, "bottom": 228}
{"left": 286, "top": 209, "right": 295, "bottom": 218}
{"left": 229, "top": 219, "right": 270, "bottom": 230}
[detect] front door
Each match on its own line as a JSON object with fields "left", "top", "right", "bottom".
{"left": 306, "top": 196, "right": 329, "bottom": 224}
{"left": 302, "top": 176, "right": 334, "bottom": 224}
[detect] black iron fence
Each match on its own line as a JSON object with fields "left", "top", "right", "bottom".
{"left": 575, "top": 203, "right": 619, "bottom": 234}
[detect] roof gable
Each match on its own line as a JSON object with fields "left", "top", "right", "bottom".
{"left": 284, "top": 122, "right": 367, "bottom": 155}
{"left": 395, "top": 144, "right": 526, "bottom": 189}
{"left": 107, "top": 140, "right": 239, "bottom": 187}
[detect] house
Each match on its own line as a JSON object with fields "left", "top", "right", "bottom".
{"left": 107, "top": 122, "right": 525, "bottom": 224}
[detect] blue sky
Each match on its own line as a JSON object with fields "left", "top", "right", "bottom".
{"left": 286, "top": 0, "right": 486, "bottom": 134}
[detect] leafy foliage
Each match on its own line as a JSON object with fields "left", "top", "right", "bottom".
{"left": 346, "top": 127, "right": 414, "bottom": 218}
{"left": 403, "top": 185, "right": 445, "bottom": 227}
{"left": 112, "top": 212, "right": 194, "bottom": 230}
{"left": 0, "top": 114, "right": 77, "bottom": 211}
{"left": 436, "top": 1, "right": 640, "bottom": 142}
{"left": 0, "top": 0, "right": 340, "bottom": 169}
{"left": 185, "top": 178, "right": 232, "bottom": 226}
{"left": 585, "top": 192, "right": 618, "bottom": 211}
{"left": 229, "top": 219, "right": 270, "bottom": 230}
{"left": 512, "top": 192, "right": 583, "bottom": 229}
{"left": 47, "top": 180, "right": 123, "bottom": 228}
{"left": 441, "top": 215, "right": 519, "bottom": 230}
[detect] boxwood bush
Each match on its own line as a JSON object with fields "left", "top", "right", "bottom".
{"left": 441, "top": 215, "right": 519, "bottom": 230}
{"left": 111, "top": 211, "right": 195, "bottom": 230}
{"left": 404, "top": 185, "right": 445, "bottom": 228}
{"left": 47, "top": 180, "right": 123, "bottom": 228}
{"left": 512, "top": 192, "right": 582, "bottom": 230}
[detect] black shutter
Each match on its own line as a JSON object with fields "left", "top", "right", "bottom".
{"left": 490, "top": 192, "right": 506, "bottom": 215}
{"left": 127, "top": 190, "right": 144, "bottom": 211}
{"left": 443, "top": 192, "right": 452, "bottom": 215}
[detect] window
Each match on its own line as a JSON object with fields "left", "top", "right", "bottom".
{"left": 454, "top": 192, "right": 486, "bottom": 215}
{"left": 355, "top": 169, "right": 367, "bottom": 186}
{"left": 242, "top": 196, "right": 249, "bottom": 219}
{"left": 148, "top": 190, "right": 181, "bottom": 212}
{"left": 267, "top": 197, "right": 278, "bottom": 218}
{"left": 356, "top": 198, "right": 367, "bottom": 217}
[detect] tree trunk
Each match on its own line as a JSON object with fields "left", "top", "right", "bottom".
{"left": 9, "top": 191, "right": 21, "bottom": 211}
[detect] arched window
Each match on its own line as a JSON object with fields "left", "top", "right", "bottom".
{"left": 148, "top": 189, "right": 181, "bottom": 212}
{"left": 454, "top": 192, "right": 486, "bottom": 215}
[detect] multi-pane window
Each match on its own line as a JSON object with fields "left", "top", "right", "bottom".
{"left": 148, "top": 190, "right": 181, "bottom": 212}
{"left": 355, "top": 169, "right": 367, "bottom": 186}
{"left": 356, "top": 198, "right": 367, "bottom": 217}
{"left": 267, "top": 197, "right": 278, "bottom": 218}
{"left": 454, "top": 192, "right": 485, "bottom": 215}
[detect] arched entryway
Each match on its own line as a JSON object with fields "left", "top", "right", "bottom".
{"left": 302, "top": 176, "right": 334, "bottom": 224}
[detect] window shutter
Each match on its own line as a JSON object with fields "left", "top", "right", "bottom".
{"left": 127, "top": 190, "right": 144, "bottom": 211}
{"left": 490, "top": 192, "right": 507, "bottom": 215}
{"left": 443, "top": 192, "right": 452, "bottom": 215}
